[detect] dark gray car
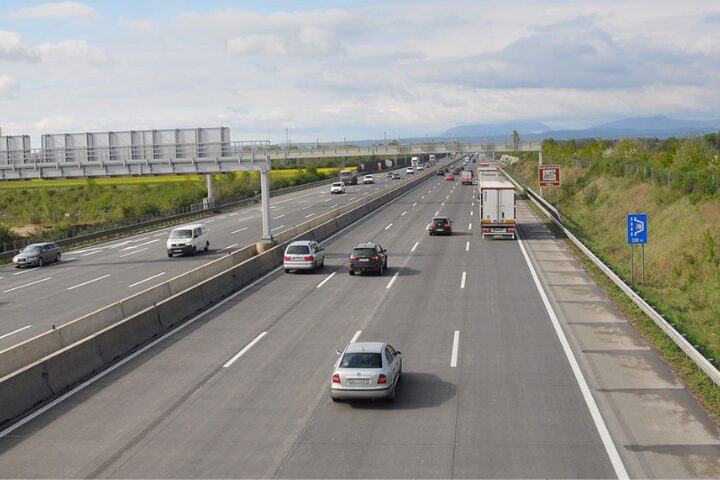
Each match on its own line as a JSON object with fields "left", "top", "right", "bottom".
{"left": 13, "top": 242, "right": 61, "bottom": 268}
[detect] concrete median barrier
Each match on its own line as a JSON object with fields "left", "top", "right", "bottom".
{"left": 0, "top": 166, "right": 440, "bottom": 427}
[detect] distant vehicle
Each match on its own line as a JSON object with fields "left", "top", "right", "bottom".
{"left": 405, "top": 167, "right": 414, "bottom": 174}
{"left": 283, "top": 240, "right": 325, "bottom": 273}
{"left": 339, "top": 169, "right": 358, "bottom": 185}
{"left": 436, "top": 170, "right": 444, "bottom": 176}
{"left": 331, "top": 341, "right": 402, "bottom": 402}
{"left": 411, "top": 157, "right": 420, "bottom": 169}
{"left": 479, "top": 181, "right": 516, "bottom": 239}
{"left": 166, "top": 224, "right": 209, "bottom": 257}
{"left": 363, "top": 174, "right": 374, "bottom": 184}
{"left": 392, "top": 172, "right": 401, "bottom": 179}
{"left": 461, "top": 170, "right": 474, "bottom": 185}
{"left": 416, "top": 164, "right": 424, "bottom": 171}
{"left": 453, "top": 167, "right": 462, "bottom": 175}
{"left": 428, "top": 216, "right": 453, "bottom": 236}
{"left": 349, "top": 242, "right": 388, "bottom": 275}
{"left": 330, "top": 182, "right": 346, "bottom": 194}
{"left": 13, "top": 242, "right": 61, "bottom": 268}
{"left": 429, "top": 154, "right": 436, "bottom": 163}
{"left": 387, "top": 171, "right": 393, "bottom": 178}
{"left": 445, "top": 174, "right": 455, "bottom": 181}
{"left": 479, "top": 162, "right": 490, "bottom": 167}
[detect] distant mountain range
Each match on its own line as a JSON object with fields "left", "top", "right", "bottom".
{"left": 440, "top": 116, "right": 720, "bottom": 141}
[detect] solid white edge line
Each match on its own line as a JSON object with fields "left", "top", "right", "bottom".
{"left": 411, "top": 241, "right": 419, "bottom": 252}
{"left": 3, "top": 277, "right": 52, "bottom": 293}
{"left": 460, "top": 271, "right": 466, "bottom": 289}
{"left": 350, "top": 330, "right": 362, "bottom": 343}
{"left": 451, "top": 330, "right": 460, "bottom": 367}
{"left": 66, "top": 274, "right": 111, "bottom": 291}
{"left": 516, "top": 230, "right": 629, "bottom": 479}
{"left": 270, "top": 225, "right": 285, "bottom": 232}
{"left": 0, "top": 168, "right": 438, "bottom": 439}
{"left": 316, "top": 272, "right": 336, "bottom": 288}
{"left": 220, "top": 243, "right": 239, "bottom": 252}
{"left": 0, "top": 325, "right": 32, "bottom": 341}
{"left": 386, "top": 272, "right": 399, "bottom": 289}
{"left": 128, "top": 272, "right": 167, "bottom": 288}
{"left": 304, "top": 212, "right": 316, "bottom": 218}
{"left": 223, "top": 331, "right": 268, "bottom": 368}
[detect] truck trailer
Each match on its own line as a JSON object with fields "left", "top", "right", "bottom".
{"left": 478, "top": 180, "right": 516, "bottom": 239}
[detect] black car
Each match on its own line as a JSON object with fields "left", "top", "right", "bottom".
{"left": 349, "top": 242, "right": 388, "bottom": 275}
{"left": 436, "top": 169, "right": 444, "bottom": 176}
{"left": 428, "top": 216, "right": 453, "bottom": 236}
{"left": 392, "top": 172, "right": 401, "bottom": 179}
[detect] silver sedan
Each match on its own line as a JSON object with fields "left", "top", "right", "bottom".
{"left": 331, "top": 341, "right": 402, "bottom": 402}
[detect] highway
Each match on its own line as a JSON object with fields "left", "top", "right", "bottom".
{"left": 0, "top": 170, "right": 414, "bottom": 349}
{"left": 1, "top": 161, "right": 718, "bottom": 478}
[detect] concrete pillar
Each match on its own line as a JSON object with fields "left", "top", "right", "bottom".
{"left": 205, "top": 174, "right": 215, "bottom": 208}
{"left": 260, "top": 166, "right": 272, "bottom": 241}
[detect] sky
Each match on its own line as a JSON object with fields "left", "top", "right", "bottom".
{"left": 0, "top": 0, "right": 719, "bottom": 145}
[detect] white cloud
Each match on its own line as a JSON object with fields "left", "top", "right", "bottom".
{"left": 38, "top": 40, "right": 110, "bottom": 66}
{"left": 117, "top": 18, "right": 154, "bottom": 33}
{"left": 12, "top": 2, "right": 95, "bottom": 20}
{"left": 0, "top": 75, "right": 19, "bottom": 95}
{"left": 0, "top": 31, "right": 40, "bottom": 62}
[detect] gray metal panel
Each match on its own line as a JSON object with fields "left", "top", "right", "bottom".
{"left": 0, "top": 135, "right": 31, "bottom": 164}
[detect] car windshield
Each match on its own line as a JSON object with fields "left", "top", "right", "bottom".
{"left": 352, "top": 248, "right": 377, "bottom": 258}
{"left": 23, "top": 246, "right": 41, "bottom": 253}
{"left": 169, "top": 229, "right": 192, "bottom": 239}
{"left": 286, "top": 245, "right": 310, "bottom": 255}
{"left": 340, "top": 352, "right": 382, "bottom": 369}
{"left": 332, "top": 182, "right": 342, "bottom": 187}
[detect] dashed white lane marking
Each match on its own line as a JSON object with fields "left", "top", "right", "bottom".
{"left": 237, "top": 216, "right": 253, "bottom": 222}
{"left": 385, "top": 223, "right": 393, "bottom": 230}
{"left": 0, "top": 325, "right": 32, "bottom": 341}
{"left": 12, "top": 269, "right": 32, "bottom": 276}
{"left": 305, "top": 213, "right": 316, "bottom": 218}
{"left": 411, "top": 241, "right": 419, "bottom": 252}
{"left": 128, "top": 272, "right": 166, "bottom": 288}
{"left": 329, "top": 204, "right": 338, "bottom": 208}
{"left": 220, "top": 243, "right": 239, "bottom": 252}
{"left": 273, "top": 214, "right": 285, "bottom": 220}
{"left": 350, "top": 330, "right": 362, "bottom": 343}
{"left": 401, "top": 211, "right": 407, "bottom": 216}
{"left": 231, "top": 227, "right": 249, "bottom": 234}
{"left": 412, "top": 202, "right": 417, "bottom": 207}
{"left": 119, "top": 247, "right": 149, "bottom": 258}
{"left": 468, "top": 223, "right": 472, "bottom": 230}
{"left": 460, "top": 271, "right": 466, "bottom": 289}
{"left": 516, "top": 231, "right": 629, "bottom": 479}
{"left": 316, "top": 272, "right": 336, "bottom": 288}
{"left": 441, "top": 202, "right": 445, "bottom": 206}
{"left": 67, "top": 274, "right": 110, "bottom": 291}
{"left": 120, "top": 239, "right": 159, "bottom": 251}
{"left": 435, "top": 211, "right": 440, "bottom": 216}
{"left": 421, "top": 195, "right": 425, "bottom": 199}
{"left": 81, "top": 250, "right": 102, "bottom": 257}
{"left": 470, "top": 211, "right": 474, "bottom": 216}
{"left": 223, "top": 331, "right": 268, "bottom": 368}
{"left": 466, "top": 241, "right": 470, "bottom": 252}
{"left": 363, "top": 192, "right": 369, "bottom": 196}
{"left": 205, "top": 219, "right": 216, "bottom": 223}
{"left": 472, "top": 202, "right": 475, "bottom": 207}
{"left": 451, "top": 330, "right": 460, "bottom": 367}
{"left": 271, "top": 225, "right": 285, "bottom": 232}
{"left": 446, "top": 195, "right": 450, "bottom": 199}
{"left": 3, "top": 277, "right": 52, "bottom": 293}
{"left": 302, "top": 205, "right": 312, "bottom": 210}
{"left": 386, "top": 272, "right": 399, "bottom": 289}
{"left": 152, "top": 232, "right": 167, "bottom": 237}
{"left": 63, "top": 257, "right": 76, "bottom": 261}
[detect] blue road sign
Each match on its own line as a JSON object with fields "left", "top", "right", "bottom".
{"left": 627, "top": 214, "right": 648, "bottom": 244}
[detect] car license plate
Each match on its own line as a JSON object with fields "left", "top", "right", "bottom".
{"left": 436, "top": 228, "right": 444, "bottom": 231}
{"left": 347, "top": 378, "right": 370, "bottom": 385}
{"left": 359, "top": 258, "right": 369, "bottom": 262}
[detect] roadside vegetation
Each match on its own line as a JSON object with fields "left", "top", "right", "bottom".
{"left": 507, "top": 134, "right": 720, "bottom": 418}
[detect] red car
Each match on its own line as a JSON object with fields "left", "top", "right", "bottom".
{"left": 445, "top": 174, "right": 455, "bottom": 181}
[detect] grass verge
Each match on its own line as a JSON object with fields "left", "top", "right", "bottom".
{"left": 523, "top": 194, "right": 720, "bottom": 424}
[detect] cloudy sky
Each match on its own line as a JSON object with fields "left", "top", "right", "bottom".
{"left": 1, "top": 0, "right": 718, "bottom": 145}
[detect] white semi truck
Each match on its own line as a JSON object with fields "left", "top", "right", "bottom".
{"left": 478, "top": 180, "right": 517, "bottom": 239}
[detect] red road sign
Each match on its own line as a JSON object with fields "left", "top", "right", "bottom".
{"left": 539, "top": 165, "right": 561, "bottom": 187}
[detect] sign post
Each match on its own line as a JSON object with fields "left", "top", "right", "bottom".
{"left": 539, "top": 165, "right": 561, "bottom": 199}
{"left": 627, "top": 214, "right": 648, "bottom": 285}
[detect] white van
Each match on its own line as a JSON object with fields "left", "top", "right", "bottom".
{"left": 166, "top": 223, "right": 209, "bottom": 257}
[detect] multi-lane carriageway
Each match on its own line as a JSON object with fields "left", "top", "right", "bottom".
{"left": 0, "top": 164, "right": 719, "bottom": 478}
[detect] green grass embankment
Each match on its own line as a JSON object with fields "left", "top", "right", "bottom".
{"left": 508, "top": 158, "right": 720, "bottom": 419}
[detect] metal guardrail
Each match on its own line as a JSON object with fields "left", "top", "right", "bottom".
{"left": 0, "top": 177, "right": 336, "bottom": 261}
{"left": 500, "top": 166, "right": 720, "bottom": 387}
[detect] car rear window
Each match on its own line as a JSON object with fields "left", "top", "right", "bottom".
{"left": 286, "top": 245, "right": 310, "bottom": 255}
{"left": 340, "top": 352, "right": 382, "bottom": 369}
{"left": 433, "top": 218, "right": 448, "bottom": 224}
{"left": 352, "top": 248, "right": 376, "bottom": 258}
